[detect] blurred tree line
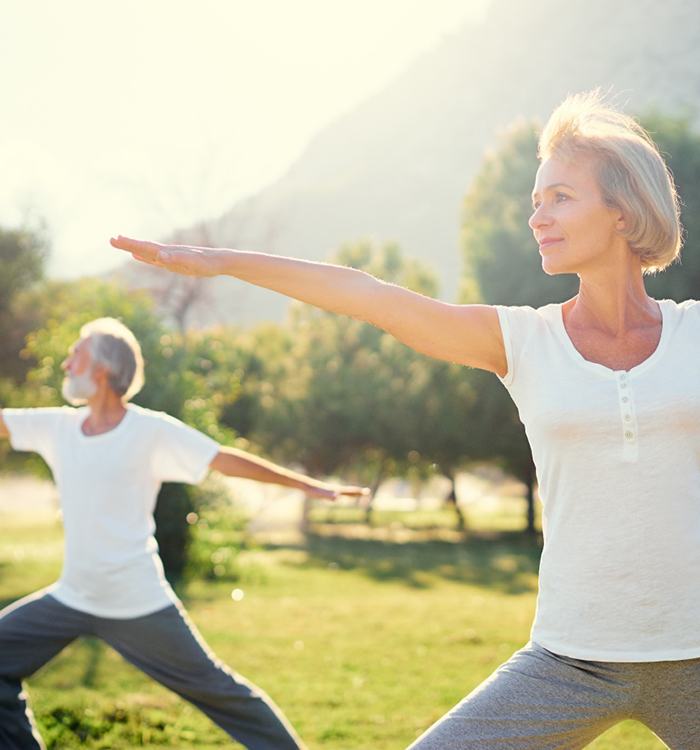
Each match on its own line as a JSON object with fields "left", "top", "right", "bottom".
{"left": 1, "top": 110, "right": 698, "bottom": 576}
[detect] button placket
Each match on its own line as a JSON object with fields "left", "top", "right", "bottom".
{"left": 616, "top": 372, "right": 638, "bottom": 461}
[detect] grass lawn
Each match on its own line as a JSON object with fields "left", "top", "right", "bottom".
{"left": 0, "top": 510, "right": 667, "bottom": 749}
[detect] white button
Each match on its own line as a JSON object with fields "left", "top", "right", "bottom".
{"left": 620, "top": 373, "right": 627, "bottom": 380}
{"left": 625, "top": 431, "right": 634, "bottom": 439}
{"left": 624, "top": 415, "right": 631, "bottom": 421}
{"left": 620, "top": 382, "right": 627, "bottom": 389}
{"left": 621, "top": 396, "right": 629, "bottom": 403}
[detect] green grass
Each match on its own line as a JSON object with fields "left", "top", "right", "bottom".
{"left": 309, "top": 491, "right": 536, "bottom": 533}
{"left": 0, "top": 511, "right": 666, "bottom": 749}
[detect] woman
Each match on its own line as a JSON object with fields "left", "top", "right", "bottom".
{"left": 111, "top": 91, "right": 700, "bottom": 748}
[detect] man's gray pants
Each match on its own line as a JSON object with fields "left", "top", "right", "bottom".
{"left": 408, "top": 641, "right": 700, "bottom": 749}
{"left": 0, "top": 590, "right": 305, "bottom": 750}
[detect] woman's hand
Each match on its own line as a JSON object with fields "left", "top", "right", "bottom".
{"left": 110, "top": 235, "right": 222, "bottom": 277}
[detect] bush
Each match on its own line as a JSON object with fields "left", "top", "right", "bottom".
{"left": 181, "top": 477, "right": 251, "bottom": 583}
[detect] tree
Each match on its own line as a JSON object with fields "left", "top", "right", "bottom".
{"left": 461, "top": 122, "right": 577, "bottom": 308}
{"left": 248, "top": 243, "right": 432, "bottom": 518}
{"left": 245, "top": 241, "right": 483, "bottom": 529}
{"left": 0, "top": 225, "right": 49, "bottom": 383}
{"left": 460, "top": 122, "right": 550, "bottom": 533}
{"left": 255, "top": 244, "right": 433, "bottom": 488}
{"left": 403, "top": 358, "right": 478, "bottom": 529}
{"left": 640, "top": 113, "right": 700, "bottom": 301}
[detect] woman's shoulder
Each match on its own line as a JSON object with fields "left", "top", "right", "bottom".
{"left": 495, "top": 302, "right": 563, "bottom": 352}
{"left": 675, "top": 298, "right": 700, "bottom": 310}
{"left": 658, "top": 299, "right": 700, "bottom": 335}
{"left": 660, "top": 298, "right": 700, "bottom": 316}
{"left": 497, "top": 301, "right": 563, "bottom": 314}
{"left": 496, "top": 301, "right": 563, "bottom": 327}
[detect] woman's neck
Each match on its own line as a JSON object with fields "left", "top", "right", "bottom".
{"left": 567, "top": 256, "right": 659, "bottom": 336}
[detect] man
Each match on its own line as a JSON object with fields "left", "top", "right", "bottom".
{"left": 0, "top": 317, "right": 367, "bottom": 750}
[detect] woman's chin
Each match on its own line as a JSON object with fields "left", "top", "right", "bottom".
{"left": 541, "top": 257, "right": 574, "bottom": 277}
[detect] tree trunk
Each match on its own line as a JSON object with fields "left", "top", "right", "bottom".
{"left": 444, "top": 470, "right": 466, "bottom": 531}
{"left": 364, "top": 461, "right": 385, "bottom": 526}
{"left": 525, "top": 462, "right": 536, "bottom": 535}
{"left": 301, "top": 494, "right": 313, "bottom": 535}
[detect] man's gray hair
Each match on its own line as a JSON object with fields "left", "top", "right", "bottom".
{"left": 79, "top": 318, "right": 145, "bottom": 401}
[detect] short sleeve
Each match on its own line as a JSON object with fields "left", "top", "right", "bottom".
{"left": 678, "top": 299, "right": 700, "bottom": 322}
{"left": 2, "top": 407, "right": 72, "bottom": 458}
{"left": 151, "top": 412, "right": 220, "bottom": 484}
{"left": 495, "top": 305, "right": 541, "bottom": 388}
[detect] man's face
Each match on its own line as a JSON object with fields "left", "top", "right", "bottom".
{"left": 61, "top": 338, "right": 97, "bottom": 405}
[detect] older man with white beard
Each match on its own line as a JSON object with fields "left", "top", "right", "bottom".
{"left": 0, "top": 317, "right": 367, "bottom": 750}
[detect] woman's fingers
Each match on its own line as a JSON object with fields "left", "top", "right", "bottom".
{"left": 110, "top": 235, "right": 163, "bottom": 262}
{"left": 110, "top": 236, "right": 212, "bottom": 276}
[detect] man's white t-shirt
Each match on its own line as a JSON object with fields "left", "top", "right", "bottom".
{"left": 497, "top": 298, "right": 700, "bottom": 661}
{"left": 4, "top": 404, "right": 219, "bottom": 618}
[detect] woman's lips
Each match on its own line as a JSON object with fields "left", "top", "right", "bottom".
{"left": 538, "top": 238, "right": 563, "bottom": 252}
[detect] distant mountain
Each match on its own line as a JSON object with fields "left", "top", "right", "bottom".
{"left": 118, "top": 0, "right": 700, "bottom": 328}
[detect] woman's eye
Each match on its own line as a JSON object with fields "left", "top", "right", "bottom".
{"left": 555, "top": 193, "right": 569, "bottom": 202}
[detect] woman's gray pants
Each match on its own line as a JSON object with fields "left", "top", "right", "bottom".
{"left": 408, "top": 641, "right": 700, "bottom": 749}
{"left": 0, "top": 590, "right": 305, "bottom": 750}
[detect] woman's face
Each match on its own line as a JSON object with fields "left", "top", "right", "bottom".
{"left": 529, "top": 154, "right": 625, "bottom": 276}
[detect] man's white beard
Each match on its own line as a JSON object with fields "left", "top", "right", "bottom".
{"left": 62, "top": 370, "right": 97, "bottom": 405}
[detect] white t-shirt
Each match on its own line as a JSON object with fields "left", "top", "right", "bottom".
{"left": 497, "top": 299, "right": 700, "bottom": 661}
{"left": 4, "top": 404, "right": 219, "bottom": 618}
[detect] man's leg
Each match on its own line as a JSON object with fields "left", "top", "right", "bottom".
{"left": 0, "top": 591, "right": 86, "bottom": 750}
{"left": 407, "top": 642, "right": 633, "bottom": 750}
{"left": 97, "top": 602, "right": 306, "bottom": 750}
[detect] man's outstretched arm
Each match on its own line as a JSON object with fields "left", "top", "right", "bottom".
{"left": 210, "top": 447, "right": 368, "bottom": 501}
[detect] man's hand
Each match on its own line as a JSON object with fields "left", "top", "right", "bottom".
{"left": 306, "top": 484, "right": 371, "bottom": 502}
{"left": 110, "top": 236, "right": 220, "bottom": 277}
{"left": 0, "top": 410, "right": 8, "bottom": 440}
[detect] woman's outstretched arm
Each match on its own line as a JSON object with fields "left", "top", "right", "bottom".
{"left": 110, "top": 236, "right": 507, "bottom": 375}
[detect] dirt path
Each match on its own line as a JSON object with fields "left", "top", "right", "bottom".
{"left": 0, "top": 475, "right": 59, "bottom": 513}
{"left": 0, "top": 474, "right": 307, "bottom": 535}
{"left": 0, "top": 471, "right": 522, "bottom": 536}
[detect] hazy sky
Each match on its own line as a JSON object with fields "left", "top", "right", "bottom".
{"left": 1, "top": 0, "right": 489, "bottom": 278}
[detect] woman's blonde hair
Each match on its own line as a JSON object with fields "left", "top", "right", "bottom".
{"left": 538, "top": 90, "right": 682, "bottom": 273}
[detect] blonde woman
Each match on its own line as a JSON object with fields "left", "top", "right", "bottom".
{"left": 111, "top": 91, "right": 700, "bottom": 748}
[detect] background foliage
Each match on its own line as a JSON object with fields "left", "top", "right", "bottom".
{"left": 2, "top": 109, "right": 699, "bottom": 560}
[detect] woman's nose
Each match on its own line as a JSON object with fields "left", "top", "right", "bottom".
{"left": 528, "top": 204, "right": 551, "bottom": 231}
